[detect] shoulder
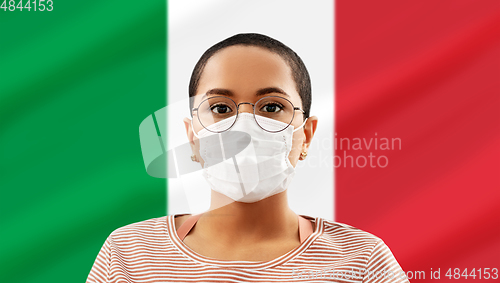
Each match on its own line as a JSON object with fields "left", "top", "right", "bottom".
{"left": 107, "top": 215, "right": 170, "bottom": 244}
{"left": 303, "top": 215, "right": 383, "bottom": 253}
{"left": 309, "top": 217, "right": 410, "bottom": 282}
{"left": 321, "top": 218, "right": 382, "bottom": 244}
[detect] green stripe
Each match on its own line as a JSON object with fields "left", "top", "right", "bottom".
{"left": 0, "top": 1, "right": 167, "bottom": 282}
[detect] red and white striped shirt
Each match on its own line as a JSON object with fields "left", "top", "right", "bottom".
{"left": 86, "top": 214, "right": 410, "bottom": 282}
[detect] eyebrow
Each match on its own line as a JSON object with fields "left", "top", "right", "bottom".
{"left": 204, "top": 87, "right": 290, "bottom": 98}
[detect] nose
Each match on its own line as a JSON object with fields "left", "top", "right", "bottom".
{"left": 237, "top": 102, "right": 254, "bottom": 114}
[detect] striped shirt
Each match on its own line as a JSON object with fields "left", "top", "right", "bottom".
{"left": 86, "top": 214, "right": 410, "bottom": 282}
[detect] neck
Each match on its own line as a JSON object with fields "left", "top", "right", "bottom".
{"left": 198, "top": 190, "right": 298, "bottom": 244}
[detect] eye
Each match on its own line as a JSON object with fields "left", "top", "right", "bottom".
{"left": 210, "top": 103, "right": 233, "bottom": 114}
{"left": 260, "top": 102, "right": 283, "bottom": 113}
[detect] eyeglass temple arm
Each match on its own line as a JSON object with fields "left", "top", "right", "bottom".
{"left": 294, "top": 107, "right": 306, "bottom": 114}
{"left": 190, "top": 108, "right": 198, "bottom": 117}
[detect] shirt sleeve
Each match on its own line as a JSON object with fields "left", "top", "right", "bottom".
{"left": 86, "top": 235, "right": 112, "bottom": 283}
{"left": 362, "top": 239, "right": 410, "bottom": 283}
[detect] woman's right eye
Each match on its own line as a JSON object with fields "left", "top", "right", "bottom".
{"left": 210, "top": 104, "right": 232, "bottom": 114}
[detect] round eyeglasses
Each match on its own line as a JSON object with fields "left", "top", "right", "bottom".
{"left": 191, "top": 95, "right": 306, "bottom": 133}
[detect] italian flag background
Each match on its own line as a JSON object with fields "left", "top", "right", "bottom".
{"left": 0, "top": 0, "right": 498, "bottom": 282}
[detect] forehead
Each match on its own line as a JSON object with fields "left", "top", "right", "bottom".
{"left": 195, "top": 45, "right": 300, "bottom": 105}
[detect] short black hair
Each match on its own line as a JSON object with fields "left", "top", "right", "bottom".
{"left": 188, "top": 33, "right": 311, "bottom": 119}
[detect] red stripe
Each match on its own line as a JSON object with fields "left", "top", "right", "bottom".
{"left": 335, "top": 0, "right": 500, "bottom": 279}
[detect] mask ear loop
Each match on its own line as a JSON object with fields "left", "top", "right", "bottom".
{"left": 292, "top": 117, "right": 308, "bottom": 133}
{"left": 190, "top": 119, "right": 201, "bottom": 139}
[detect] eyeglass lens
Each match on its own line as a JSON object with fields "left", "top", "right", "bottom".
{"left": 196, "top": 96, "right": 296, "bottom": 133}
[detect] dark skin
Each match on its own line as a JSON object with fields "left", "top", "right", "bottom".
{"left": 178, "top": 45, "right": 318, "bottom": 261}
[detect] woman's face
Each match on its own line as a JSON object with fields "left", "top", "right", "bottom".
{"left": 184, "top": 45, "right": 317, "bottom": 168}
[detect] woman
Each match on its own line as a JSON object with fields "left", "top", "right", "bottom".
{"left": 87, "top": 33, "right": 410, "bottom": 282}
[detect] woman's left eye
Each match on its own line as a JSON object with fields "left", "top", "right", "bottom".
{"left": 260, "top": 103, "right": 282, "bottom": 113}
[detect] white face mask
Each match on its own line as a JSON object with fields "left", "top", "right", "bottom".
{"left": 192, "top": 113, "right": 307, "bottom": 203}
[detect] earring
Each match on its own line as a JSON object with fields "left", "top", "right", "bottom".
{"left": 191, "top": 154, "right": 198, "bottom": 162}
{"left": 300, "top": 151, "right": 308, "bottom": 160}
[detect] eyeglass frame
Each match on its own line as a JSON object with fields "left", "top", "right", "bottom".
{"left": 191, "top": 95, "right": 306, "bottom": 133}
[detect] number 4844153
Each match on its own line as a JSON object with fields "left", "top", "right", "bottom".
{"left": 1, "top": 0, "right": 53, "bottom": 11}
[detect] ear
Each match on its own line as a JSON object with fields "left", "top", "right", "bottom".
{"left": 183, "top": 117, "right": 196, "bottom": 149}
{"left": 301, "top": 116, "right": 318, "bottom": 152}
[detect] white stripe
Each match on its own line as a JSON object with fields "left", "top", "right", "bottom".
{"left": 167, "top": 0, "right": 334, "bottom": 220}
